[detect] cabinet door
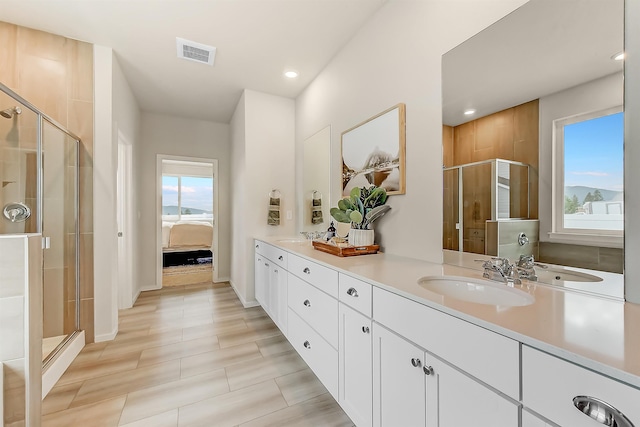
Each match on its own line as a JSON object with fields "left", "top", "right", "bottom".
{"left": 254, "top": 253, "right": 269, "bottom": 308}
{"left": 270, "top": 265, "right": 288, "bottom": 335}
{"left": 339, "top": 304, "right": 372, "bottom": 427}
{"left": 373, "top": 325, "right": 426, "bottom": 427}
{"left": 428, "top": 356, "right": 519, "bottom": 427}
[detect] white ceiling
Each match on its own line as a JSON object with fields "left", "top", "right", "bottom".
{"left": 0, "top": 0, "right": 386, "bottom": 123}
{"left": 442, "top": 0, "right": 624, "bottom": 127}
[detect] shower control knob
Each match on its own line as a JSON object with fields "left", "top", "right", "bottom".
{"left": 3, "top": 202, "right": 31, "bottom": 223}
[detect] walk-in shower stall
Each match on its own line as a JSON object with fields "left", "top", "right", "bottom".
{"left": 0, "top": 82, "right": 80, "bottom": 367}
{"left": 443, "top": 158, "right": 530, "bottom": 254}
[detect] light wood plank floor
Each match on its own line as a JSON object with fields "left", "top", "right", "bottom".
{"left": 42, "top": 282, "right": 354, "bottom": 427}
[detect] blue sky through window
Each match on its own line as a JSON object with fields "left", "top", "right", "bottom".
{"left": 564, "top": 112, "right": 623, "bottom": 192}
{"left": 162, "top": 175, "right": 213, "bottom": 213}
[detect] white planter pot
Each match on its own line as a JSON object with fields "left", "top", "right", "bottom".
{"left": 348, "top": 229, "right": 375, "bottom": 246}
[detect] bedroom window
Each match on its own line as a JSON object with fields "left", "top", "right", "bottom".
{"left": 551, "top": 107, "right": 623, "bottom": 246}
{"left": 162, "top": 175, "right": 214, "bottom": 221}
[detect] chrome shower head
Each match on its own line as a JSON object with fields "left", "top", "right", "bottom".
{"left": 0, "top": 106, "right": 22, "bottom": 119}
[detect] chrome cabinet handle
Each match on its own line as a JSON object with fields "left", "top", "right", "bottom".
{"left": 362, "top": 326, "right": 370, "bottom": 334}
{"left": 303, "top": 340, "right": 311, "bottom": 349}
{"left": 255, "top": 244, "right": 259, "bottom": 249}
{"left": 346, "top": 287, "right": 359, "bottom": 297}
{"left": 573, "top": 396, "right": 635, "bottom": 427}
{"left": 278, "top": 255, "right": 284, "bottom": 261}
{"left": 264, "top": 263, "right": 268, "bottom": 267}
{"left": 411, "top": 358, "right": 422, "bottom": 368}
{"left": 303, "top": 267, "right": 311, "bottom": 274}
{"left": 303, "top": 299, "right": 311, "bottom": 307}
{"left": 423, "top": 365, "right": 434, "bottom": 376}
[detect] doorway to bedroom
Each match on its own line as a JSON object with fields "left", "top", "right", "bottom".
{"left": 159, "top": 157, "right": 217, "bottom": 287}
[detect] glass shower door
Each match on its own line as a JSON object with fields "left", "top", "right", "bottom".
{"left": 41, "top": 119, "right": 78, "bottom": 362}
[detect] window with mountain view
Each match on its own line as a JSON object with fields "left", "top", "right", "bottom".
{"left": 162, "top": 175, "right": 213, "bottom": 221}
{"left": 555, "top": 108, "right": 623, "bottom": 237}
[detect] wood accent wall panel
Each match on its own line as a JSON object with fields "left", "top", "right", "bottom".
{"left": 447, "top": 100, "right": 539, "bottom": 219}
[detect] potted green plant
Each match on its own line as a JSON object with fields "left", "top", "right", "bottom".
{"left": 330, "top": 185, "right": 391, "bottom": 246}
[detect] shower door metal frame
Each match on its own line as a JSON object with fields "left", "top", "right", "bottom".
{"left": 0, "top": 82, "right": 82, "bottom": 368}
{"left": 443, "top": 158, "right": 530, "bottom": 252}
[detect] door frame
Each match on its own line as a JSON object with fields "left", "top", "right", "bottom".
{"left": 156, "top": 154, "right": 219, "bottom": 287}
{"left": 116, "top": 128, "right": 134, "bottom": 308}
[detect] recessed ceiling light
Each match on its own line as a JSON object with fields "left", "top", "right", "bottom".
{"left": 464, "top": 109, "right": 476, "bottom": 116}
{"left": 611, "top": 52, "right": 625, "bottom": 61}
{"left": 284, "top": 70, "right": 299, "bottom": 79}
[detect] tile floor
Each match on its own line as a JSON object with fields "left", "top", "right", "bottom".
{"left": 41, "top": 282, "right": 354, "bottom": 427}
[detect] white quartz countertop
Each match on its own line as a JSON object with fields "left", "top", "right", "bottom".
{"left": 258, "top": 236, "right": 640, "bottom": 389}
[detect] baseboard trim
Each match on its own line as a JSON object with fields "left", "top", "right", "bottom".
{"left": 229, "top": 279, "right": 259, "bottom": 308}
{"left": 94, "top": 328, "right": 118, "bottom": 343}
{"left": 215, "top": 276, "right": 230, "bottom": 283}
{"left": 42, "top": 331, "right": 85, "bottom": 399}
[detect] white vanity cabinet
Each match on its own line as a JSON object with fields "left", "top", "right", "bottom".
{"left": 339, "top": 274, "right": 373, "bottom": 427}
{"left": 254, "top": 240, "right": 288, "bottom": 335}
{"left": 286, "top": 252, "right": 340, "bottom": 399}
{"left": 373, "top": 287, "right": 520, "bottom": 427}
{"left": 373, "top": 324, "right": 427, "bottom": 427}
{"left": 522, "top": 346, "right": 640, "bottom": 427}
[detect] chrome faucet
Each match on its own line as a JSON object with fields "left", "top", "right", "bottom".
{"left": 515, "top": 254, "right": 547, "bottom": 281}
{"left": 479, "top": 257, "right": 522, "bottom": 285}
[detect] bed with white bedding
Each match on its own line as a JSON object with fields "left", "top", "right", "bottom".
{"left": 162, "top": 220, "right": 213, "bottom": 252}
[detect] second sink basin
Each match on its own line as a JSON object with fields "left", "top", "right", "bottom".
{"left": 417, "top": 276, "right": 535, "bottom": 307}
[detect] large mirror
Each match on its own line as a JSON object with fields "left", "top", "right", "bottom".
{"left": 301, "top": 126, "right": 331, "bottom": 232}
{"left": 442, "top": 0, "right": 624, "bottom": 278}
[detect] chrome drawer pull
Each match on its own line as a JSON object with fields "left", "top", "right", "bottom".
{"left": 303, "top": 340, "right": 311, "bottom": 349}
{"left": 303, "top": 299, "right": 311, "bottom": 307}
{"left": 423, "top": 365, "right": 434, "bottom": 376}
{"left": 411, "top": 358, "right": 422, "bottom": 368}
{"left": 255, "top": 244, "right": 259, "bottom": 249}
{"left": 573, "top": 396, "right": 635, "bottom": 427}
{"left": 346, "top": 287, "right": 359, "bottom": 297}
{"left": 303, "top": 267, "right": 311, "bottom": 274}
{"left": 278, "top": 255, "right": 284, "bottom": 261}
{"left": 362, "top": 326, "right": 370, "bottom": 334}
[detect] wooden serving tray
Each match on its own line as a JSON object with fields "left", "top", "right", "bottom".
{"left": 312, "top": 240, "right": 380, "bottom": 257}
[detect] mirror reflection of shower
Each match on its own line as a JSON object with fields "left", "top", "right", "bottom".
{"left": 0, "top": 106, "right": 21, "bottom": 118}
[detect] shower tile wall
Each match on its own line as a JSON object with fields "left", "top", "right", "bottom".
{"left": 0, "top": 21, "right": 95, "bottom": 342}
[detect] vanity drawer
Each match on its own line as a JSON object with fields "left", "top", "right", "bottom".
{"left": 288, "top": 273, "right": 338, "bottom": 348}
{"left": 254, "top": 239, "right": 267, "bottom": 256}
{"left": 254, "top": 240, "right": 287, "bottom": 269}
{"left": 522, "top": 346, "right": 640, "bottom": 427}
{"left": 288, "top": 253, "right": 338, "bottom": 298}
{"left": 339, "top": 274, "right": 372, "bottom": 317}
{"left": 264, "top": 244, "right": 287, "bottom": 269}
{"left": 373, "top": 287, "right": 519, "bottom": 399}
{"left": 288, "top": 308, "right": 338, "bottom": 399}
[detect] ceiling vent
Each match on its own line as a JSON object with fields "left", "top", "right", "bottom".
{"left": 176, "top": 37, "right": 216, "bottom": 66}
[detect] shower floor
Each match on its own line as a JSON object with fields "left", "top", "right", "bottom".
{"left": 43, "top": 335, "right": 67, "bottom": 361}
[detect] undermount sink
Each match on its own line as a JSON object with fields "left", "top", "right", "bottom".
{"left": 417, "top": 276, "right": 535, "bottom": 307}
{"left": 535, "top": 267, "right": 602, "bottom": 284}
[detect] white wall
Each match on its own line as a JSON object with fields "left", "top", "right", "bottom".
{"left": 295, "top": 0, "right": 528, "bottom": 262}
{"left": 538, "top": 72, "right": 623, "bottom": 242}
{"left": 113, "top": 54, "right": 141, "bottom": 308}
{"left": 230, "top": 93, "right": 247, "bottom": 304}
{"left": 230, "top": 90, "right": 296, "bottom": 305}
{"left": 137, "top": 113, "right": 231, "bottom": 289}
{"left": 93, "top": 45, "right": 118, "bottom": 341}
